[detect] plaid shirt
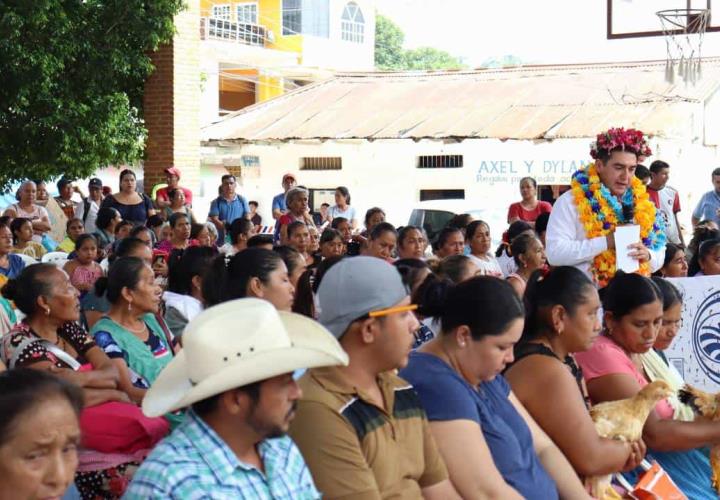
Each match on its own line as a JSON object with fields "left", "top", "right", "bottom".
{"left": 124, "top": 411, "right": 320, "bottom": 500}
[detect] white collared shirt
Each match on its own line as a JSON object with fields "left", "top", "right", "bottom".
{"left": 545, "top": 190, "right": 665, "bottom": 281}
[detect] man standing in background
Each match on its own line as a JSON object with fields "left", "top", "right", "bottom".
{"left": 647, "top": 160, "right": 684, "bottom": 247}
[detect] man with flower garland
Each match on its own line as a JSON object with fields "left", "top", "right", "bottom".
{"left": 545, "top": 128, "right": 666, "bottom": 287}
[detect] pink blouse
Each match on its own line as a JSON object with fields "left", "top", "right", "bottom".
{"left": 575, "top": 335, "right": 674, "bottom": 420}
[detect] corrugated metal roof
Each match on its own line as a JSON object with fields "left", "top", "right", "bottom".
{"left": 201, "top": 59, "right": 720, "bottom": 143}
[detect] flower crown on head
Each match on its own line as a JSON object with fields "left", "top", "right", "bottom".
{"left": 589, "top": 127, "right": 652, "bottom": 160}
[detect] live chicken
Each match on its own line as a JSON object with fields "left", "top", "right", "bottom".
{"left": 588, "top": 380, "right": 674, "bottom": 499}
{"left": 678, "top": 384, "right": 720, "bottom": 494}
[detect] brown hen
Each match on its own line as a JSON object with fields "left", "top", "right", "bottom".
{"left": 678, "top": 384, "right": 720, "bottom": 494}
{"left": 588, "top": 380, "right": 674, "bottom": 499}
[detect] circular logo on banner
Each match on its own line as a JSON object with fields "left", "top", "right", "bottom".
{"left": 692, "top": 290, "right": 720, "bottom": 385}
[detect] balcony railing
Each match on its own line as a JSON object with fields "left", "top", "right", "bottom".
{"left": 200, "top": 17, "right": 268, "bottom": 47}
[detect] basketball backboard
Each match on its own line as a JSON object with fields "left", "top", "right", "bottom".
{"left": 608, "top": 0, "right": 720, "bottom": 38}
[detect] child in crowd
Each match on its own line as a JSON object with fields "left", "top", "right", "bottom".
{"left": 63, "top": 234, "right": 103, "bottom": 297}
{"left": 10, "top": 217, "right": 46, "bottom": 260}
{"left": 58, "top": 218, "right": 85, "bottom": 253}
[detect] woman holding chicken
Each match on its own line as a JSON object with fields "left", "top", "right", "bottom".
{"left": 575, "top": 272, "right": 718, "bottom": 498}
{"left": 504, "top": 266, "right": 647, "bottom": 490}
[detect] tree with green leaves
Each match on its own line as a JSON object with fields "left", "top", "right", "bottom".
{"left": 374, "top": 14, "right": 464, "bottom": 71}
{"left": 0, "top": 0, "right": 183, "bottom": 188}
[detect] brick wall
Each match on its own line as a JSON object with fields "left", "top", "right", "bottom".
{"left": 143, "top": 0, "right": 202, "bottom": 195}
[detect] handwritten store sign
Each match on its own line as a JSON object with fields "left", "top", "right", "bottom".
{"left": 475, "top": 159, "right": 591, "bottom": 186}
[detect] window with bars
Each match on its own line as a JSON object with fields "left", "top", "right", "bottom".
{"left": 283, "top": 0, "right": 302, "bottom": 35}
{"left": 300, "top": 157, "right": 343, "bottom": 170}
{"left": 341, "top": 2, "right": 365, "bottom": 43}
{"left": 211, "top": 4, "right": 231, "bottom": 20}
{"left": 417, "top": 155, "right": 464, "bottom": 168}
{"left": 236, "top": 3, "right": 258, "bottom": 24}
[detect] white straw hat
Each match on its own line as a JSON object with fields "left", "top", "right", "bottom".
{"left": 142, "top": 298, "right": 349, "bottom": 417}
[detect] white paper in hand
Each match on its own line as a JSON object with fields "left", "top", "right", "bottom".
{"left": 614, "top": 224, "right": 640, "bottom": 273}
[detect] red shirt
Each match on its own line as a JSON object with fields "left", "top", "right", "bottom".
{"left": 156, "top": 186, "right": 193, "bottom": 206}
{"left": 507, "top": 201, "right": 552, "bottom": 223}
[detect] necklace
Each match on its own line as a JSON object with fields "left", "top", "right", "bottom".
{"left": 571, "top": 163, "right": 665, "bottom": 287}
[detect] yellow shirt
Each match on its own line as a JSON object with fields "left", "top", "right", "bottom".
{"left": 12, "top": 241, "right": 46, "bottom": 260}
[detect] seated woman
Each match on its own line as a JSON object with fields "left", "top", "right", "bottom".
{"left": 653, "top": 242, "right": 688, "bottom": 278}
{"left": 433, "top": 227, "right": 465, "bottom": 259}
{"left": 466, "top": 220, "right": 503, "bottom": 277}
{"left": 504, "top": 267, "right": 644, "bottom": 487}
{"left": 286, "top": 221, "right": 315, "bottom": 267}
{"left": 0, "top": 369, "right": 83, "bottom": 500}
{"left": 400, "top": 277, "right": 588, "bottom": 499}
{"left": 58, "top": 218, "right": 85, "bottom": 253}
{"left": 366, "top": 222, "right": 397, "bottom": 262}
{"left": 220, "top": 218, "right": 255, "bottom": 256}
{"left": 90, "top": 257, "right": 179, "bottom": 426}
{"left": 319, "top": 228, "right": 345, "bottom": 259}
{"left": 576, "top": 272, "right": 720, "bottom": 499}
{"left": 10, "top": 217, "right": 46, "bottom": 260}
{"left": 163, "top": 246, "right": 215, "bottom": 340}
{"left": 155, "top": 212, "right": 193, "bottom": 253}
{"left": 63, "top": 234, "right": 103, "bottom": 298}
{"left": 641, "top": 277, "right": 694, "bottom": 422}
{"left": 397, "top": 225, "right": 427, "bottom": 260}
{"left": 495, "top": 220, "right": 533, "bottom": 277}
{"left": 506, "top": 232, "right": 546, "bottom": 298}
{"left": 203, "top": 248, "right": 295, "bottom": 311}
{"left": 278, "top": 187, "right": 316, "bottom": 245}
{"left": 82, "top": 237, "right": 152, "bottom": 329}
{"left": 0, "top": 264, "right": 147, "bottom": 498}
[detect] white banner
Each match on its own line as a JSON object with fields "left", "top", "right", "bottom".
{"left": 666, "top": 276, "right": 720, "bottom": 392}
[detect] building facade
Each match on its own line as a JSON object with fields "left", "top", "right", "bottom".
{"left": 199, "top": 0, "right": 376, "bottom": 126}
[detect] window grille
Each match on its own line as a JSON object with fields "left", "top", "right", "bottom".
{"left": 300, "top": 157, "right": 342, "bottom": 170}
{"left": 417, "top": 155, "right": 464, "bottom": 169}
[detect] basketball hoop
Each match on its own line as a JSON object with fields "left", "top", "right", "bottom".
{"left": 657, "top": 8, "right": 710, "bottom": 84}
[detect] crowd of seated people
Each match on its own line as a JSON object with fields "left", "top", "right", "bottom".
{"left": 4, "top": 163, "right": 720, "bottom": 500}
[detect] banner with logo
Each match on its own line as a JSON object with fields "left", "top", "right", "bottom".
{"left": 666, "top": 276, "right": 720, "bottom": 392}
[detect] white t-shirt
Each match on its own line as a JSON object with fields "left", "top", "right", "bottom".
{"left": 468, "top": 254, "right": 504, "bottom": 277}
{"left": 329, "top": 205, "right": 357, "bottom": 222}
{"left": 74, "top": 198, "right": 102, "bottom": 235}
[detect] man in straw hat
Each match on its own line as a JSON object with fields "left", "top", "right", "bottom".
{"left": 289, "top": 257, "right": 459, "bottom": 499}
{"left": 124, "top": 298, "right": 348, "bottom": 499}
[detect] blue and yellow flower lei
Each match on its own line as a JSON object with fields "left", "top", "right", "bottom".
{"left": 571, "top": 163, "right": 665, "bottom": 286}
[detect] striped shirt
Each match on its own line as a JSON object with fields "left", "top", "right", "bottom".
{"left": 124, "top": 411, "right": 320, "bottom": 500}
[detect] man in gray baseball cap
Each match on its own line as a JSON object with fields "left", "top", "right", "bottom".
{"left": 289, "top": 257, "right": 458, "bottom": 499}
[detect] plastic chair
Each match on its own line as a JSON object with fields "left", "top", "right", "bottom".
{"left": 12, "top": 253, "right": 38, "bottom": 267}
{"left": 41, "top": 251, "right": 69, "bottom": 267}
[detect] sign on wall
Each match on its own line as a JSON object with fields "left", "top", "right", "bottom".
{"left": 666, "top": 276, "right": 720, "bottom": 392}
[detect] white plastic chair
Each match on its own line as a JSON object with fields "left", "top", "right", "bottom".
{"left": 12, "top": 253, "right": 38, "bottom": 267}
{"left": 99, "top": 258, "right": 109, "bottom": 274}
{"left": 41, "top": 251, "right": 69, "bottom": 267}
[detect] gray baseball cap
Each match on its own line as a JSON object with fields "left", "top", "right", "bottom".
{"left": 318, "top": 256, "right": 411, "bottom": 339}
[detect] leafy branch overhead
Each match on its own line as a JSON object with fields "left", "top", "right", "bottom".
{"left": 0, "top": 0, "right": 184, "bottom": 188}
{"left": 374, "top": 14, "right": 465, "bottom": 71}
